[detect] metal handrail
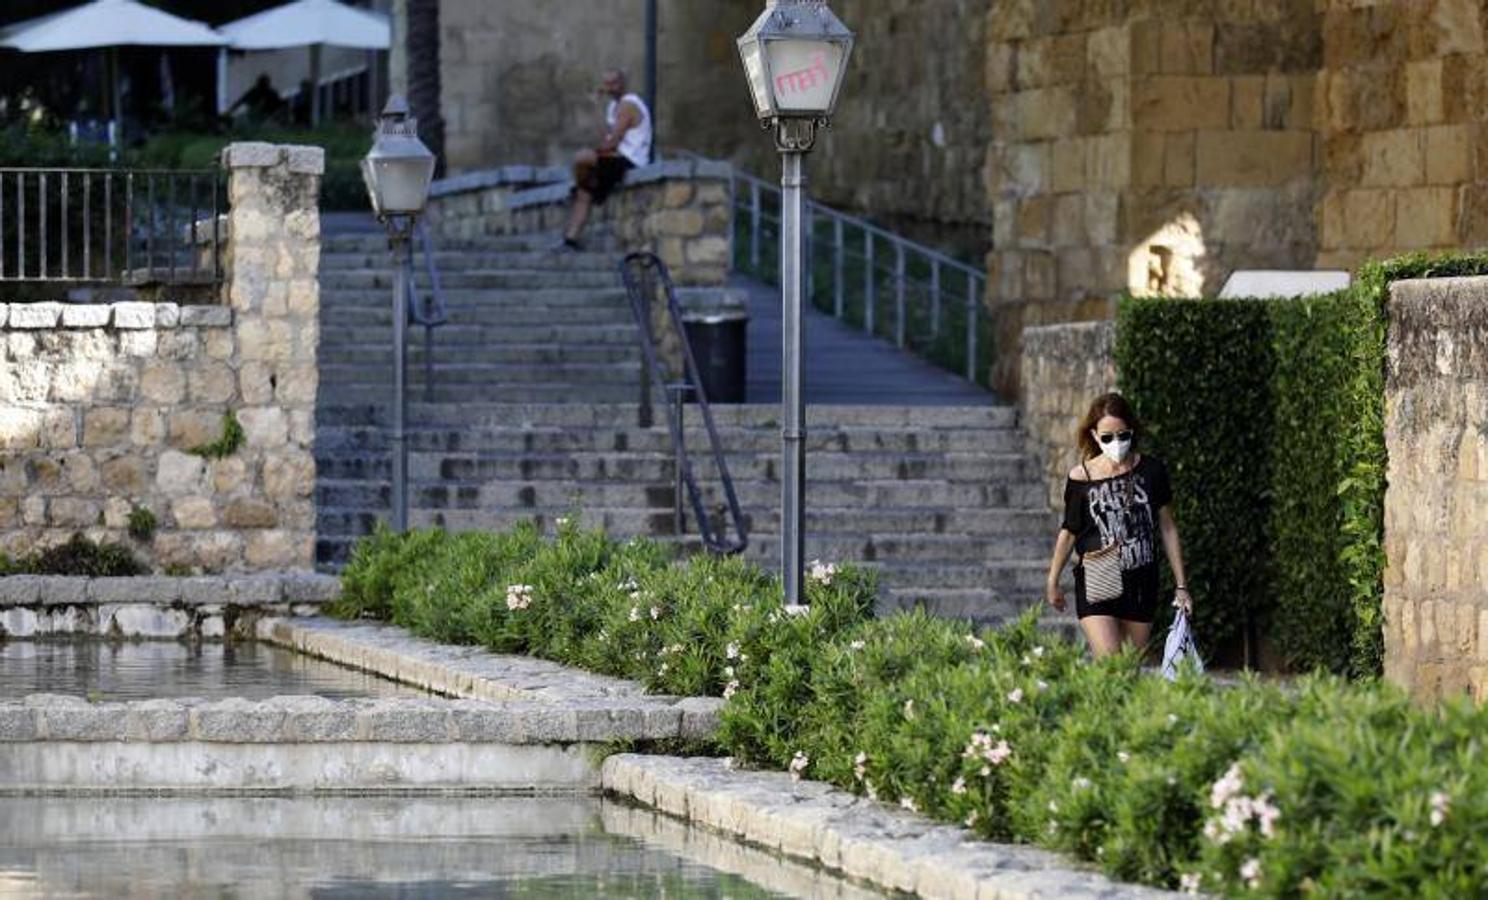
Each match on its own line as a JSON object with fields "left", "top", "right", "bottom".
{"left": 0, "top": 166, "right": 223, "bottom": 286}
{"left": 619, "top": 252, "right": 748, "bottom": 556}
{"left": 670, "top": 149, "right": 989, "bottom": 385}
{"left": 405, "top": 219, "right": 450, "bottom": 402}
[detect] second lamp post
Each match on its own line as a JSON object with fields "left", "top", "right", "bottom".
{"left": 361, "top": 95, "right": 437, "bottom": 533}
{"left": 737, "top": 0, "right": 854, "bottom": 607}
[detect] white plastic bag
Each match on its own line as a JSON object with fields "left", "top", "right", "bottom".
{"left": 1161, "top": 609, "right": 1204, "bottom": 681}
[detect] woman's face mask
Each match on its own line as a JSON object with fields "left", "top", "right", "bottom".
{"left": 1094, "top": 428, "right": 1134, "bottom": 464}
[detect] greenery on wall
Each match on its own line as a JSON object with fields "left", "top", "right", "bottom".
{"left": 190, "top": 411, "right": 245, "bottom": 460}
{"left": 1116, "top": 251, "right": 1488, "bottom": 677}
{"left": 335, "top": 522, "right": 1488, "bottom": 896}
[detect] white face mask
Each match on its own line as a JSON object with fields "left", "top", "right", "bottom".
{"left": 1096, "top": 433, "right": 1133, "bottom": 464}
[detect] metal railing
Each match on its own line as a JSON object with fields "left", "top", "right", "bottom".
{"left": 723, "top": 162, "right": 992, "bottom": 387}
{"left": 406, "top": 219, "right": 450, "bottom": 401}
{"left": 0, "top": 167, "right": 224, "bottom": 286}
{"left": 620, "top": 252, "right": 748, "bottom": 556}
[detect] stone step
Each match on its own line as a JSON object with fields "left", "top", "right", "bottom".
{"left": 315, "top": 402, "right": 1018, "bottom": 430}
{"left": 320, "top": 343, "right": 644, "bottom": 366}
{"left": 313, "top": 450, "right": 1034, "bottom": 485}
{"left": 314, "top": 424, "right": 1024, "bottom": 455}
{"left": 315, "top": 505, "right": 1050, "bottom": 540}
{"left": 314, "top": 383, "right": 645, "bottom": 405}
{"left": 320, "top": 251, "right": 621, "bottom": 271}
{"left": 321, "top": 232, "right": 615, "bottom": 254}
{"left": 313, "top": 478, "right": 1048, "bottom": 516}
{"left": 318, "top": 323, "right": 643, "bottom": 348}
{"left": 319, "top": 361, "right": 642, "bottom": 387}
{"left": 320, "top": 302, "right": 634, "bottom": 326}
{"left": 319, "top": 270, "right": 623, "bottom": 291}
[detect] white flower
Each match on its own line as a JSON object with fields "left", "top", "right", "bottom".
{"left": 628, "top": 606, "right": 641, "bottom": 622}
{"left": 723, "top": 679, "right": 739, "bottom": 700}
{"left": 658, "top": 662, "right": 669, "bottom": 675}
{"left": 850, "top": 639, "right": 866, "bottom": 650}
{"left": 903, "top": 699, "right": 916, "bottom": 720}
{"left": 988, "top": 740, "right": 1012, "bottom": 765}
{"left": 649, "top": 606, "right": 661, "bottom": 620}
{"left": 1179, "top": 872, "right": 1202, "bottom": 895}
{"left": 1021, "top": 654, "right": 1032, "bottom": 667}
{"left": 964, "top": 810, "right": 979, "bottom": 828}
{"left": 1035, "top": 680, "right": 1049, "bottom": 692}
{"left": 1047, "top": 800, "right": 1059, "bottom": 813}
{"left": 1072, "top": 776, "right": 1092, "bottom": 791}
{"left": 1032, "top": 645, "right": 1046, "bottom": 658}
{"left": 1006, "top": 688, "right": 1024, "bottom": 704}
{"left": 1167, "top": 713, "right": 1180, "bottom": 726}
{"left": 965, "top": 634, "right": 985, "bottom": 649}
{"left": 980, "top": 765, "right": 991, "bottom": 776}
{"left": 555, "top": 516, "right": 571, "bottom": 527}
{"left": 1239, "top": 857, "right": 1262, "bottom": 890}
{"left": 723, "top": 665, "right": 735, "bottom": 678}
{"left": 853, "top": 751, "right": 868, "bottom": 781}
{"left": 1253, "top": 792, "right": 1282, "bottom": 839}
{"left": 726, "top": 642, "right": 740, "bottom": 660}
{"left": 864, "top": 779, "right": 879, "bottom": 801}
{"left": 789, "top": 750, "right": 810, "bottom": 782}
{"left": 1210, "top": 763, "right": 1245, "bottom": 810}
{"left": 629, "top": 589, "right": 643, "bottom": 602}
{"left": 951, "top": 776, "right": 967, "bottom": 795}
{"left": 504, "top": 584, "right": 534, "bottom": 611}
{"left": 1430, "top": 790, "right": 1451, "bottom": 827}
{"left": 807, "top": 559, "right": 838, "bottom": 586}
{"left": 899, "top": 796, "right": 919, "bottom": 813}
{"left": 619, "top": 577, "right": 638, "bottom": 592}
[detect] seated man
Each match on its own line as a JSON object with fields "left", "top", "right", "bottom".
{"left": 558, "top": 69, "right": 652, "bottom": 251}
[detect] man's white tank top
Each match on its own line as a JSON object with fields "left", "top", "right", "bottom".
{"left": 607, "top": 93, "right": 653, "bottom": 168}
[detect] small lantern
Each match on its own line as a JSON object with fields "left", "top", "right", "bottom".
{"left": 361, "top": 94, "right": 436, "bottom": 220}
{"left": 737, "top": 0, "right": 854, "bottom": 123}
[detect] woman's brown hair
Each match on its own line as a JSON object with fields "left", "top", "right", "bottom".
{"left": 1076, "top": 392, "right": 1143, "bottom": 461}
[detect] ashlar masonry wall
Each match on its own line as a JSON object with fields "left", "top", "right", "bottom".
{"left": 0, "top": 144, "right": 322, "bottom": 573}
{"left": 1383, "top": 276, "right": 1488, "bottom": 704}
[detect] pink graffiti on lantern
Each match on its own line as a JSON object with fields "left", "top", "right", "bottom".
{"left": 774, "top": 51, "right": 831, "bottom": 98}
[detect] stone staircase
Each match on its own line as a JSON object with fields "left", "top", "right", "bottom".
{"left": 316, "top": 232, "right": 1058, "bottom": 625}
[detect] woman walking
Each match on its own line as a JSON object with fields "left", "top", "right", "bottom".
{"left": 1044, "top": 392, "right": 1193, "bottom": 657}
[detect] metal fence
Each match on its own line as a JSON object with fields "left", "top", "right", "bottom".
{"left": 727, "top": 167, "right": 992, "bottom": 387}
{"left": 0, "top": 167, "right": 224, "bottom": 286}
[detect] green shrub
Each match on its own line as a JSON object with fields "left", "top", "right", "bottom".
{"left": 190, "top": 411, "right": 245, "bottom": 460}
{"left": 336, "top": 522, "right": 1488, "bottom": 897}
{"left": 1116, "top": 251, "right": 1488, "bottom": 676}
{"left": 17, "top": 533, "right": 146, "bottom": 577}
{"left": 127, "top": 505, "right": 157, "bottom": 542}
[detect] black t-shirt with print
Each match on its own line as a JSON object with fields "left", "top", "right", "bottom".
{"left": 1061, "top": 455, "right": 1174, "bottom": 618}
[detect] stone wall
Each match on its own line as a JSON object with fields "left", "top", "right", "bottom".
{"left": 1382, "top": 276, "right": 1488, "bottom": 704}
{"left": 427, "top": 161, "right": 733, "bottom": 287}
{"left": 0, "top": 143, "right": 321, "bottom": 573}
{"left": 1018, "top": 320, "right": 1116, "bottom": 512}
{"left": 1315, "top": 0, "right": 1488, "bottom": 270}
{"left": 985, "top": 1, "right": 1321, "bottom": 394}
{"left": 397, "top": 0, "right": 992, "bottom": 255}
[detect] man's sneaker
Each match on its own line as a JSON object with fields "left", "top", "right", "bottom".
{"left": 551, "top": 236, "right": 583, "bottom": 254}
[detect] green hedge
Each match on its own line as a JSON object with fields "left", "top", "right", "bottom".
{"left": 1117, "top": 252, "right": 1488, "bottom": 677}
{"left": 337, "top": 524, "right": 1488, "bottom": 896}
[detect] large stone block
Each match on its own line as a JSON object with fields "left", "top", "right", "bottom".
{"left": 8, "top": 303, "right": 62, "bottom": 329}
{"left": 1361, "top": 129, "right": 1425, "bottom": 188}
{"left": 1132, "top": 76, "right": 1231, "bottom": 131}
{"left": 1394, "top": 187, "right": 1456, "bottom": 248}
{"left": 1196, "top": 129, "right": 1314, "bottom": 187}
{"left": 82, "top": 408, "right": 130, "bottom": 448}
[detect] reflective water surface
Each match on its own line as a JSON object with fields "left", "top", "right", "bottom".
{"left": 0, "top": 797, "right": 887, "bottom": 899}
{"left": 0, "top": 639, "right": 431, "bottom": 700}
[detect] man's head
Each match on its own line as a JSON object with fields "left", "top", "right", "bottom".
{"left": 599, "top": 70, "right": 627, "bottom": 100}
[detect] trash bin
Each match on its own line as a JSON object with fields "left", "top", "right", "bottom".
{"left": 682, "top": 311, "right": 748, "bottom": 403}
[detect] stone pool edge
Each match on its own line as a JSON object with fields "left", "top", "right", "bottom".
{"left": 602, "top": 754, "right": 1185, "bottom": 900}
{"left": 255, "top": 615, "right": 723, "bottom": 738}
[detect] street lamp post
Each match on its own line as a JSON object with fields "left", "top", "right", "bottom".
{"left": 737, "top": 0, "right": 853, "bottom": 608}
{"left": 361, "top": 94, "right": 437, "bottom": 533}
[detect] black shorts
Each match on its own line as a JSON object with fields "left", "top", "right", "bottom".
{"left": 581, "top": 156, "right": 634, "bottom": 205}
{"left": 1074, "top": 563, "right": 1160, "bottom": 623}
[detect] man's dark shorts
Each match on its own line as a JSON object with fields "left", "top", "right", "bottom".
{"left": 580, "top": 155, "right": 634, "bottom": 205}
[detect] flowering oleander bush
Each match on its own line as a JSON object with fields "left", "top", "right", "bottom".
{"left": 334, "top": 522, "right": 1488, "bottom": 897}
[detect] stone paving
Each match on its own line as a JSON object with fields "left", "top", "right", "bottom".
{"left": 603, "top": 755, "right": 1184, "bottom": 900}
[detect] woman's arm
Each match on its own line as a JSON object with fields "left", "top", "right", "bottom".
{"left": 1045, "top": 529, "right": 1077, "bottom": 611}
{"left": 1157, "top": 506, "right": 1192, "bottom": 613}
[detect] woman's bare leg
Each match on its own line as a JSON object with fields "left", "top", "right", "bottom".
{"left": 1119, "top": 620, "right": 1153, "bottom": 656}
{"left": 1080, "top": 615, "right": 1124, "bottom": 658}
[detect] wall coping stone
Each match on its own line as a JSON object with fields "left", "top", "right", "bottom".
{"left": 0, "top": 301, "right": 227, "bottom": 330}
{"left": 430, "top": 158, "right": 733, "bottom": 207}
{"left": 257, "top": 616, "right": 723, "bottom": 738}
{"left": 429, "top": 164, "right": 570, "bottom": 198}
{"left": 221, "top": 141, "right": 325, "bottom": 175}
{"left": 0, "top": 573, "right": 340, "bottom": 609}
{"left": 7, "top": 302, "right": 62, "bottom": 329}
{"left": 603, "top": 754, "right": 1184, "bottom": 900}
